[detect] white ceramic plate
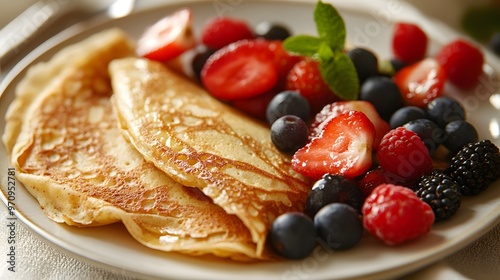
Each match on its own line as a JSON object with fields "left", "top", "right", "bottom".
{"left": 1, "top": 1, "right": 499, "bottom": 279}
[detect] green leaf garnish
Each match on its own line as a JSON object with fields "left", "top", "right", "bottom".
{"left": 319, "top": 53, "right": 359, "bottom": 100}
{"left": 314, "top": 1, "right": 346, "bottom": 52}
{"left": 283, "top": 35, "right": 322, "bottom": 56}
{"left": 283, "top": 0, "right": 358, "bottom": 100}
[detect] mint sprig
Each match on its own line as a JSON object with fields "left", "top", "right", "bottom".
{"left": 283, "top": 1, "right": 359, "bottom": 100}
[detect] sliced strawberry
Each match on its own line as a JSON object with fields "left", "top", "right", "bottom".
{"left": 292, "top": 111, "right": 375, "bottom": 180}
{"left": 201, "top": 39, "right": 279, "bottom": 100}
{"left": 285, "top": 58, "right": 340, "bottom": 114}
{"left": 201, "top": 17, "right": 254, "bottom": 50}
{"left": 394, "top": 58, "right": 446, "bottom": 107}
{"left": 136, "top": 8, "right": 196, "bottom": 61}
{"left": 268, "top": 40, "right": 303, "bottom": 91}
{"left": 309, "top": 101, "right": 390, "bottom": 149}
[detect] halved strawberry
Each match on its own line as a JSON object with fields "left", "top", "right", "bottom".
{"left": 136, "top": 8, "right": 196, "bottom": 61}
{"left": 394, "top": 58, "right": 446, "bottom": 107}
{"left": 201, "top": 39, "right": 279, "bottom": 100}
{"left": 308, "top": 101, "right": 390, "bottom": 149}
{"left": 285, "top": 58, "right": 340, "bottom": 114}
{"left": 292, "top": 111, "right": 375, "bottom": 180}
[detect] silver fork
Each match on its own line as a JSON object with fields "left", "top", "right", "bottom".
{"left": 0, "top": 0, "right": 135, "bottom": 71}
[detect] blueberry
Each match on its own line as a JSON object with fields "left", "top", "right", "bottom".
{"left": 489, "top": 32, "right": 500, "bottom": 57}
{"left": 266, "top": 90, "right": 310, "bottom": 124}
{"left": 426, "top": 97, "right": 465, "bottom": 128}
{"left": 255, "top": 22, "right": 291, "bottom": 41}
{"left": 314, "top": 203, "right": 363, "bottom": 250}
{"left": 403, "top": 119, "right": 447, "bottom": 154}
{"left": 360, "top": 76, "right": 404, "bottom": 121}
{"left": 305, "top": 174, "right": 364, "bottom": 217}
{"left": 269, "top": 212, "right": 317, "bottom": 259}
{"left": 444, "top": 120, "right": 478, "bottom": 155}
{"left": 270, "top": 115, "right": 308, "bottom": 153}
{"left": 390, "top": 106, "right": 428, "bottom": 128}
{"left": 390, "top": 58, "right": 406, "bottom": 73}
{"left": 191, "top": 46, "right": 215, "bottom": 82}
{"left": 347, "top": 48, "right": 379, "bottom": 84}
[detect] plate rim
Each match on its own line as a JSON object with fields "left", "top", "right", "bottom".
{"left": 1, "top": 1, "right": 499, "bottom": 279}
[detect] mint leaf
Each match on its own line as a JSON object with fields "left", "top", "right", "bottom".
{"left": 283, "top": 35, "right": 322, "bottom": 56}
{"left": 318, "top": 43, "right": 359, "bottom": 100}
{"left": 314, "top": 1, "right": 346, "bottom": 52}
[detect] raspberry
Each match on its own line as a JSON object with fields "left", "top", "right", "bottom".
{"left": 392, "top": 22, "right": 428, "bottom": 64}
{"left": 201, "top": 17, "right": 254, "bottom": 50}
{"left": 362, "top": 184, "right": 435, "bottom": 245}
{"left": 376, "top": 127, "right": 433, "bottom": 183}
{"left": 436, "top": 39, "right": 484, "bottom": 89}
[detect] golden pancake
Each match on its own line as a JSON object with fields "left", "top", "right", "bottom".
{"left": 110, "top": 58, "right": 312, "bottom": 255}
{"left": 3, "top": 29, "right": 262, "bottom": 260}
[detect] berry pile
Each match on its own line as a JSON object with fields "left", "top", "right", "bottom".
{"left": 135, "top": 2, "right": 500, "bottom": 260}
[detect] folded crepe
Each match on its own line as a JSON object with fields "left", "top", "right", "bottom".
{"left": 3, "top": 29, "right": 268, "bottom": 260}
{"left": 110, "top": 57, "right": 311, "bottom": 256}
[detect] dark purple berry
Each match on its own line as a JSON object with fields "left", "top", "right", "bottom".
{"left": 444, "top": 120, "right": 478, "bottom": 155}
{"left": 390, "top": 106, "right": 427, "bottom": 128}
{"left": 305, "top": 174, "right": 364, "bottom": 217}
{"left": 360, "top": 76, "right": 404, "bottom": 121}
{"left": 270, "top": 115, "right": 308, "bottom": 153}
{"left": 314, "top": 203, "right": 363, "bottom": 250}
{"left": 255, "top": 22, "right": 291, "bottom": 41}
{"left": 269, "top": 212, "right": 317, "bottom": 259}
{"left": 266, "top": 90, "right": 310, "bottom": 125}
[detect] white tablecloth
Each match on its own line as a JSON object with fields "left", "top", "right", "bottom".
{"left": 1, "top": 0, "right": 499, "bottom": 279}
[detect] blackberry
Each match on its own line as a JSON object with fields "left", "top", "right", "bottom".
{"left": 414, "top": 171, "right": 461, "bottom": 221}
{"left": 445, "top": 140, "right": 500, "bottom": 195}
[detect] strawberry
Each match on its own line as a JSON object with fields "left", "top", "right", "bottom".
{"left": 136, "top": 8, "right": 196, "bottom": 61}
{"left": 376, "top": 127, "right": 433, "bottom": 183}
{"left": 436, "top": 39, "right": 484, "bottom": 89}
{"left": 268, "top": 40, "right": 303, "bottom": 91}
{"left": 392, "top": 22, "right": 428, "bottom": 64}
{"left": 201, "top": 17, "right": 254, "bottom": 50}
{"left": 285, "top": 58, "right": 340, "bottom": 114}
{"left": 394, "top": 58, "right": 446, "bottom": 107}
{"left": 308, "top": 101, "right": 390, "bottom": 149}
{"left": 232, "top": 90, "right": 276, "bottom": 120}
{"left": 362, "top": 184, "right": 435, "bottom": 245}
{"left": 292, "top": 111, "right": 375, "bottom": 180}
{"left": 201, "top": 40, "right": 278, "bottom": 100}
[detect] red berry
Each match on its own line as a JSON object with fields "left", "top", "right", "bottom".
{"left": 309, "top": 101, "right": 390, "bottom": 150}
{"left": 436, "top": 39, "right": 484, "bottom": 89}
{"left": 201, "top": 17, "right": 254, "bottom": 50}
{"left": 232, "top": 90, "right": 276, "bottom": 120}
{"left": 394, "top": 58, "right": 446, "bottom": 107}
{"left": 268, "top": 40, "right": 303, "bottom": 91}
{"left": 376, "top": 127, "right": 433, "bottom": 183}
{"left": 358, "top": 168, "right": 389, "bottom": 199}
{"left": 292, "top": 111, "right": 375, "bottom": 180}
{"left": 285, "top": 58, "right": 340, "bottom": 114}
{"left": 136, "top": 8, "right": 196, "bottom": 61}
{"left": 392, "top": 22, "right": 428, "bottom": 64}
{"left": 201, "top": 40, "right": 278, "bottom": 100}
{"left": 362, "top": 184, "right": 435, "bottom": 245}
